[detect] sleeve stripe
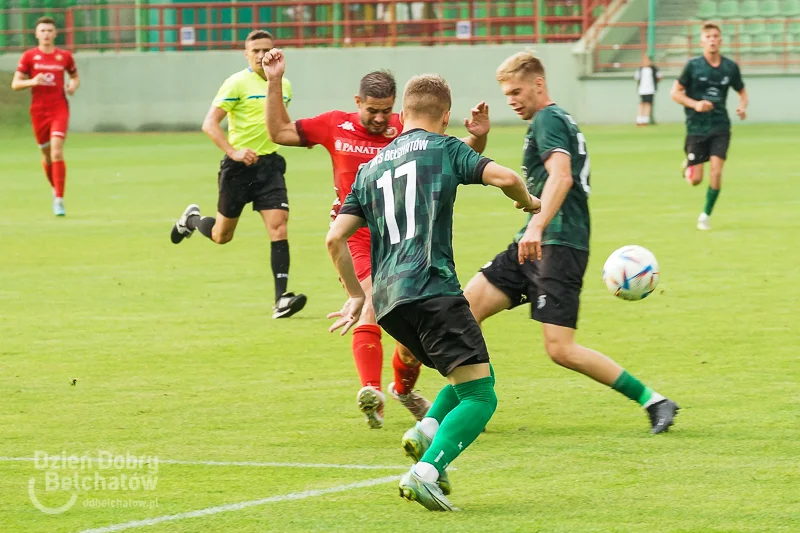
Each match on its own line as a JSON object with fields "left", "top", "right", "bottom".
{"left": 473, "top": 157, "right": 493, "bottom": 185}
{"left": 552, "top": 148, "right": 570, "bottom": 156}
{"left": 215, "top": 97, "right": 240, "bottom": 102}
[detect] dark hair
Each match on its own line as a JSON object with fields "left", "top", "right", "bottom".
{"left": 359, "top": 70, "right": 396, "bottom": 100}
{"left": 402, "top": 74, "right": 452, "bottom": 119}
{"left": 246, "top": 30, "right": 274, "bottom": 43}
{"left": 35, "top": 16, "right": 56, "bottom": 29}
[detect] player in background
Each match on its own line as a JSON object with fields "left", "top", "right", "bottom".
{"left": 12, "top": 16, "right": 79, "bottom": 217}
{"left": 262, "top": 49, "right": 490, "bottom": 428}
{"left": 634, "top": 56, "right": 661, "bottom": 126}
{"left": 326, "top": 74, "right": 540, "bottom": 510}
{"left": 463, "top": 51, "right": 680, "bottom": 434}
{"left": 169, "top": 30, "right": 306, "bottom": 319}
{"left": 671, "top": 22, "right": 747, "bottom": 231}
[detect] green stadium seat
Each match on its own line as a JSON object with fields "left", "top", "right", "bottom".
{"left": 515, "top": 4, "right": 534, "bottom": 36}
{"left": 744, "top": 21, "right": 767, "bottom": 34}
{"left": 753, "top": 32, "right": 775, "bottom": 52}
{"left": 759, "top": 0, "right": 781, "bottom": 17}
{"left": 737, "top": 32, "right": 753, "bottom": 52}
{"left": 717, "top": 0, "right": 739, "bottom": 18}
{"left": 739, "top": 0, "right": 759, "bottom": 18}
{"left": 697, "top": 0, "right": 717, "bottom": 19}
{"left": 792, "top": 32, "right": 800, "bottom": 51}
{"left": 783, "top": 0, "right": 800, "bottom": 17}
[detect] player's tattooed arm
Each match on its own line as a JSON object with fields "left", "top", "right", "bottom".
{"left": 460, "top": 101, "right": 490, "bottom": 154}
{"left": 262, "top": 49, "right": 304, "bottom": 146}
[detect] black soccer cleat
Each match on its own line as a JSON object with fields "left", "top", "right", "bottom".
{"left": 170, "top": 204, "right": 200, "bottom": 244}
{"left": 646, "top": 399, "right": 680, "bottom": 434}
{"left": 272, "top": 292, "right": 307, "bottom": 319}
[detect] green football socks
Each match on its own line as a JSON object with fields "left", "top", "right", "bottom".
{"left": 612, "top": 370, "right": 664, "bottom": 408}
{"left": 419, "top": 376, "right": 497, "bottom": 475}
{"left": 704, "top": 187, "right": 721, "bottom": 216}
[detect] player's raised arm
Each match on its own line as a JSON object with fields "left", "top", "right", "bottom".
{"left": 459, "top": 101, "right": 490, "bottom": 154}
{"left": 262, "top": 49, "right": 304, "bottom": 146}
{"left": 326, "top": 209, "right": 367, "bottom": 335}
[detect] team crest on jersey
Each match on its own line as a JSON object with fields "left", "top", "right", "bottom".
{"left": 721, "top": 76, "right": 729, "bottom": 85}
{"left": 334, "top": 139, "right": 343, "bottom": 151}
{"left": 383, "top": 126, "right": 398, "bottom": 138}
{"left": 34, "top": 55, "right": 41, "bottom": 60}
{"left": 338, "top": 121, "right": 356, "bottom": 132}
{"left": 55, "top": 54, "right": 63, "bottom": 61}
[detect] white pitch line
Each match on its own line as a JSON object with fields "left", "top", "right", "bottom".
{"left": 75, "top": 474, "right": 401, "bottom": 533}
{"left": 0, "top": 457, "right": 407, "bottom": 470}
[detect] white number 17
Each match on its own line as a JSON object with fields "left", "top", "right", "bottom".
{"left": 376, "top": 160, "right": 418, "bottom": 245}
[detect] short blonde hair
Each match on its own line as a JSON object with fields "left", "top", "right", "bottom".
{"left": 402, "top": 74, "right": 452, "bottom": 119}
{"left": 702, "top": 21, "right": 721, "bottom": 34}
{"left": 496, "top": 51, "right": 546, "bottom": 82}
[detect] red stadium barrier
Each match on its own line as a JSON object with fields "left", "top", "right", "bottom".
{"left": 0, "top": 0, "right": 613, "bottom": 53}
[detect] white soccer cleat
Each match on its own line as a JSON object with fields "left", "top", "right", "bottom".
{"left": 170, "top": 203, "right": 200, "bottom": 244}
{"left": 357, "top": 386, "right": 385, "bottom": 429}
{"left": 697, "top": 213, "right": 711, "bottom": 231}
{"left": 389, "top": 382, "right": 431, "bottom": 422}
{"left": 52, "top": 197, "right": 65, "bottom": 217}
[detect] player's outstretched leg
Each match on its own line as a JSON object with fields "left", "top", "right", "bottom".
{"left": 389, "top": 345, "right": 431, "bottom": 421}
{"left": 170, "top": 204, "right": 201, "bottom": 244}
{"left": 398, "top": 467, "right": 455, "bottom": 512}
{"left": 543, "top": 325, "right": 680, "bottom": 434}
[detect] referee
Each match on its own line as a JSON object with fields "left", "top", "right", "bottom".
{"left": 170, "top": 30, "right": 306, "bottom": 319}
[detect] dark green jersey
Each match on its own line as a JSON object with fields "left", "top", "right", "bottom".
{"left": 517, "top": 104, "right": 591, "bottom": 251}
{"left": 340, "top": 129, "right": 491, "bottom": 320}
{"left": 678, "top": 55, "right": 744, "bottom": 136}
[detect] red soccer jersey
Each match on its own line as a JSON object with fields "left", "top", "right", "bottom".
{"left": 296, "top": 110, "right": 402, "bottom": 218}
{"left": 16, "top": 47, "right": 76, "bottom": 111}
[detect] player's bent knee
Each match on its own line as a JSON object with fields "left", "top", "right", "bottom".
{"left": 212, "top": 231, "right": 234, "bottom": 244}
{"left": 544, "top": 339, "right": 578, "bottom": 369}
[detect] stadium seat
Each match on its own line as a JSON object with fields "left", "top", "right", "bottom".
{"left": 737, "top": 32, "right": 754, "bottom": 52}
{"left": 753, "top": 32, "right": 776, "bottom": 52}
{"left": 739, "top": 0, "right": 760, "bottom": 18}
{"left": 783, "top": 0, "right": 800, "bottom": 17}
{"left": 515, "top": 4, "right": 534, "bottom": 36}
{"left": 697, "top": 0, "right": 717, "bottom": 19}
{"left": 717, "top": 0, "right": 739, "bottom": 18}
{"left": 766, "top": 20, "right": 788, "bottom": 34}
{"left": 744, "top": 21, "right": 767, "bottom": 34}
{"left": 759, "top": 0, "right": 781, "bottom": 17}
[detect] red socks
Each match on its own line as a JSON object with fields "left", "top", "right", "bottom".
{"left": 42, "top": 162, "right": 54, "bottom": 188}
{"left": 392, "top": 348, "right": 421, "bottom": 395}
{"left": 352, "top": 324, "right": 383, "bottom": 390}
{"left": 52, "top": 161, "right": 66, "bottom": 198}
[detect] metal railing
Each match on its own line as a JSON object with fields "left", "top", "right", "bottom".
{"left": 589, "top": 19, "right": 800, "bottom": 72}
{"left": 0, "top": 0, "right": 613, "bottom": 52}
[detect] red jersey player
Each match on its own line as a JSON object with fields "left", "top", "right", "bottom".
{"left": 263, "top": 49, "right": 490, "bottom": 429}
{"left": 11, "top": 16, "right": 79, "bottom": 217}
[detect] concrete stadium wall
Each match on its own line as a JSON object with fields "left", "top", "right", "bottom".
{"left": 1, "top": 44, "right": 798, "bottom": 130}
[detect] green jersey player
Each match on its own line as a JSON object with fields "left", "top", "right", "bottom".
{"left": 671, "top": 22, "right": 748, "bottom": 230}
{"left": 463, "top": 51, "right": 680, "bottom": 435}
{"left": 326, "top": 74, "right": 540, "bottom": 511}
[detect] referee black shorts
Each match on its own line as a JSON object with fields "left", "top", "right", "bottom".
{"left": 217, "top": 153, "right": 289, "bottom": 219}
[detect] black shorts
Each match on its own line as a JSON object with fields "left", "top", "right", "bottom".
{"left": 480, "top": 243, "right": 589, "bottom": 329}
{"left": 640, "top": 94, "right": 654, "bottom": 104}
{"left": 378, "top": 296, "right": 490, "bottom": 377}
{"left": 217, "top": 153, "right": 289, "bottom": 218}
{"left": 684, "top": 131, "right": 731, "bottom": 166}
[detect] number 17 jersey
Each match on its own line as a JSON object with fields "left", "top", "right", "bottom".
{"left": 340, "top": 129, "right": 491, "bottom": 320}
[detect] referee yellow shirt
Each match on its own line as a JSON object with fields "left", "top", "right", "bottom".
{"left": 213, "top": 68, "right": 292, "bottom": 156}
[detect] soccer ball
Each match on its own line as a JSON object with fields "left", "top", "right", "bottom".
{"left": 602, "top": 245, "right": 660, "bottom": 301}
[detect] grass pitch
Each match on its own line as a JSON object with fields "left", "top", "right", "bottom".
{"left": 1, "top": 123, "right": 798, "bottom": 532}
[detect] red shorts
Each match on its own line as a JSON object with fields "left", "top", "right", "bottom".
{"left": 347, "top": 227, "right": 372, "bottom": 282}
{"left": 31, "top": 107, "right": 69, "bottom": 147}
